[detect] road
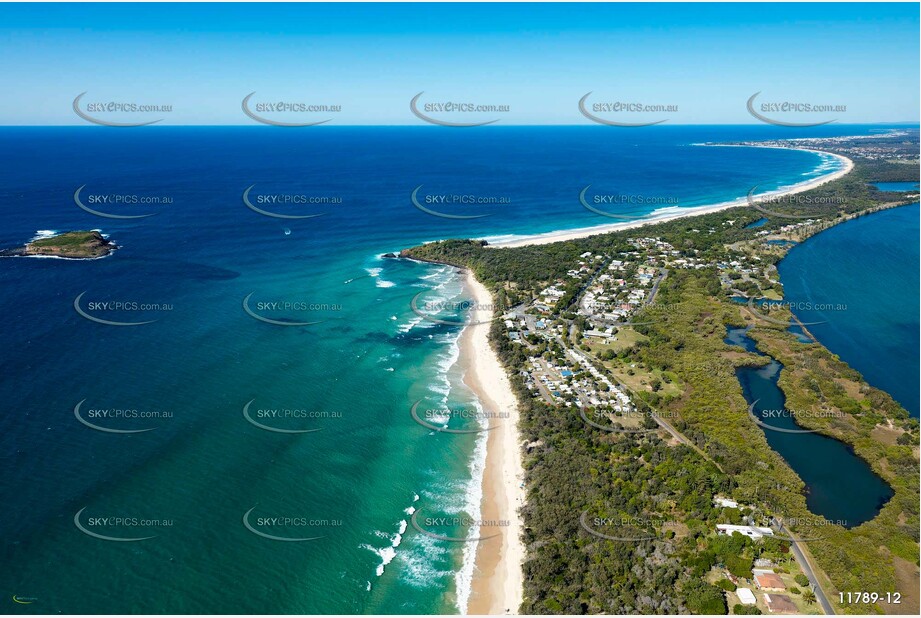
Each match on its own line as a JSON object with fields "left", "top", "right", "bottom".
{"left": 645, "top": 268, "right": 667, "bottom": 306}
{"left": 534, "top": 255, "right": 833, "bottom": 615}
{"left": 550, "top": 329, "right": 724, "bottom": 472}
{"left": 779, "top": 522, "right": 836, "bottom": 615}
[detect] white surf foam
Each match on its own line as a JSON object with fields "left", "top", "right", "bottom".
{"left": 455, "top": 398, "right": 489, "bottom": 614}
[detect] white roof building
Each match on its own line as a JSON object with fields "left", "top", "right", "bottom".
{"left": 737, "top": 588, "right": 757, "bottom": 606}
{"left": 716, "top": 524, "right": 774, "bottom": 540}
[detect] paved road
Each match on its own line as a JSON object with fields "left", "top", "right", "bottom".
{"left": 779, "top": 522, "right": 836, "bottom": 615}
{"left": 551, "top": 330, "right": 724, "bottom": 472}
{"left": 645, "top": 268, "right": 667, "bottom": 306}
{"left": 546, "top": 259, "right": 831, "bottom": 614}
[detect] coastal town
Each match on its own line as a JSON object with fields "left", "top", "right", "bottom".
{"left": 406, "top": 131, "right": 919, "bottom": 616}
{"left": 504, "top": 234, "right": 848, "bottom": 615}
{"left": 4, "top": 3, "right": 918, "bottom": 617}
{"left": 504, "top": 240, "right": 669, "bottom": 425}
{"left": 491, "top": 233, "right": 841, "bottom": 614}
{"left": 725, "top": 130, "right": 920, "bottom": 162}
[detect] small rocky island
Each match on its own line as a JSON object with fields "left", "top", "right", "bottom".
{"left": 0, "top": 231, "right": 118, "bottom": 259}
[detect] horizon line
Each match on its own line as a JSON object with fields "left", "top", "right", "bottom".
{"left": 1, "top": 122, "right": 918, "bottom": 128}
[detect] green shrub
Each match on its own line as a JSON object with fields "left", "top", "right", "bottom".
{"left": 685, "top": 581, "right": 728, "bottom": 615}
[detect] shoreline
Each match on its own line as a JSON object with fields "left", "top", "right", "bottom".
{"left": 485, "top": 147, "right": 854, "bottom": 249}
{"left": 402, "top": 151, "right": 919, "bottom": 615}
{"left": 459, "top": 270, "right": 525, "bottom": 615}
{"left": 420, "top": 146, "right": 855, "bottom": 613}
{"left": 776, "top": 200, "right": 920, "bottom": 416}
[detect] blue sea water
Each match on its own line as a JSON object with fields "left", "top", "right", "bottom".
{"left": 0, "top": 125, "right": 903, "bottom": 613}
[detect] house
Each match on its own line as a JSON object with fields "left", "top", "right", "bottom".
{"left": 736, "top": 588, "right": 757, "bottom": 606}
{"left": 716, "top": 524, "right": 774, "bottom": 540}
{"left": 714, "top": 497, "right": 738, "bottom": 509}
{"left": 754, "top": 570, "right": 786, "bottom": 591}
{"left": 764, "top": 594, "right": 798, "bottom": 614}
{"left": 585, "top": 329, "right": 614, "bottom": 339}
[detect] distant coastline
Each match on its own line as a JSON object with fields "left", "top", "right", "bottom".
{"left": 484, "top": 147, "right": 853, "bottom": 249}
{"left": 439, "top": 144, "right": 856, "bottom": 614}
{"left": 404, "top": 142, "right": 919, "bottom": 614}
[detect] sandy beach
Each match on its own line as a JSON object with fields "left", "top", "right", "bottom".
{"left": 486, "top": 148, "right": 854, "bottom": 249}
{"left": 460, "top": 270, "right": 526, "bottom": 615}
{"left": 447, "top": 146, "right": 854, "bottom": 613}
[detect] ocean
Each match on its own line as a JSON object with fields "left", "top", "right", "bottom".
{"left": 0, "top": 125, "right": 907, "bottom": 613}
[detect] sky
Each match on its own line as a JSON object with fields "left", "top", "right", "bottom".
{"left": 0, "top": 2, "right": 918, "bottom": 125}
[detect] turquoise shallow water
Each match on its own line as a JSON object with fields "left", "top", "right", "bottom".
{"left": 0, "top": 126, "right": 901, "bottom": 613}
